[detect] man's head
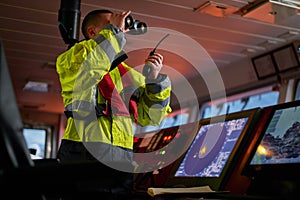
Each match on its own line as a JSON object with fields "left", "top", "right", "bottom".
{"left": 81, "top": 9, "right": 113, "bottom": 40}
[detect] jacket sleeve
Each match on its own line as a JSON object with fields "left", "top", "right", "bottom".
{"left": 137, "top": 74, "right": 172, "bottom": 126}
{"left": 119, "top": 63, "right": 172, "bottom": 127}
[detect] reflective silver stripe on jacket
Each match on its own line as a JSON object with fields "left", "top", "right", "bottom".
{"left": 92, "top": 24, "right": 126, "bottom": 65}
{"left": 65, "top": 101, "right": 94, "bottom": 111}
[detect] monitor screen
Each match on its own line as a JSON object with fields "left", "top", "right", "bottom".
{"left": 164, "top": 108, "right": 261, "bottom": 191}
{"left": 273, "top": 43, "right": 300, "bottom": 73}
{"left": 252, "top": 43, "right": 300, "bottom": 80}
{"left": 174, "top": 117, "right": 248, "bottom": 178}
{"left": 243, "top": 100, "right": 300, "bottom": 179}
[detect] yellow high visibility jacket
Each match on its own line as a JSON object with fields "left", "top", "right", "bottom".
{"left": 56, "top": 24, "right": 172, "bottom": 150}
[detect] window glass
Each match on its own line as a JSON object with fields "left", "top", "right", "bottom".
{"left": 201, "top": 89, "right": 279, "bottom": 119}
{"left": 23, "top": 128, "right": 47, "bottom": 159}
{"left": 295, "top": 80, "right": 300, "bottom": 100}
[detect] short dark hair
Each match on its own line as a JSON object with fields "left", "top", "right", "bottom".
{"left": 81, "top": 9, "right": 113, "bottom": 39}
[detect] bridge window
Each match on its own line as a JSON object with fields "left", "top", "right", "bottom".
{"left": 200, "top": 86, "right": 280, "bottom": 119}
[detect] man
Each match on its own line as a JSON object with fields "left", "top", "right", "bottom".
{"left": 56, "top": 9, "right": 172, "bottom": 197}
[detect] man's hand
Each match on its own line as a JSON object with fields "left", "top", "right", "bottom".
{"left": 144, "top": 52, "right": 164, "bottom": 80}
{"left": 109, "top": 10, "right": 131, "bottom": 32}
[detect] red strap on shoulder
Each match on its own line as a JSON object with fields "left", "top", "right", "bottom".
{"left": 97, "top": 67, "right": 130, "bottom": 117}
{"left": 97, "top": 63, "right": 139, "bottom": 121}
{"left": 117, "top": 64, "right": 139, "bottom": 121}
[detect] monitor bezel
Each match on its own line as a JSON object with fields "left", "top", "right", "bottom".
{"left": 164, "top": 108, "right": 261, "bottom": 191}
{"left": 242, "top": 100, "right": 300, "bottom": 180}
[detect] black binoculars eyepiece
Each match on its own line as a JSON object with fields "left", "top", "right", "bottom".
{"left": 125, "top": 15, "right": 147, "bottom": 35}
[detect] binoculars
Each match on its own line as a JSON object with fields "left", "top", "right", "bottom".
{"left": 125, "top": 15, "right": 147, "bottom": 35}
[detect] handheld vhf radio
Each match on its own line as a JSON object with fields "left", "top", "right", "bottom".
{"left": 142, "top": 34, "right": 170, "bottom": 76}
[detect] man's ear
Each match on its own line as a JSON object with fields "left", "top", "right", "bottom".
{"left": 86, "top": 26, "right": 96, "bottom": 38}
